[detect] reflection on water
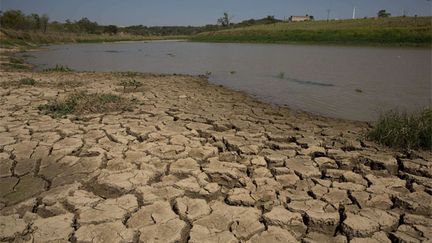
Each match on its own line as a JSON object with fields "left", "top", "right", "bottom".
{"left": 23, "top": 41, "right": 431, "bottom": 121}
{"left": 282, "top": 76, "right": 334, "bottom": 87}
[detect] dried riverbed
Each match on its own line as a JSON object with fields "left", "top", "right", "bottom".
{"left": 0, "top": 69, "right": 431, "bottom": 242}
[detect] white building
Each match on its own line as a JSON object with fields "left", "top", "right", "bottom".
{"left": 289, "top": 16, "right": 313, "bottom": 22}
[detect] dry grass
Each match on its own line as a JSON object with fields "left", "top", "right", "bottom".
{"left": 0, "top": 29, "right": 187, "bottom": 47}
{"left": 0, "top": 78, "right": 37, "bottom": 87}
{"left": 118, "top": 79, "right": 143, "bottom": 92}
{"left": 191, "top": 17, "right": 432, "bottom": 47}
{"left": 368, "top": 109, "right": 432, "bottom": 150}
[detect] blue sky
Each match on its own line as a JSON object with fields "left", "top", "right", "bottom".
{"left": 1, "top": 0, "right": 431, "bottom": 26}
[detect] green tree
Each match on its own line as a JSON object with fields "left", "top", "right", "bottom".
{"left": 377, "top": 9, "right": 391, "bottom": 18}
{"left": 30, "top": 14, "right": 41, "bottom": 30}
{"left": 217, "top": 12, "right": 232, "bottom": 27}
{"left": 0, "top": 10, "right": 27, "bottom": 29}
{"left": 77, "top": 17, "right": 98, "bottom": 33}
{"left": 40, "top": 14, "right": 49, "bottom": 33}
{"left": 265, "top": 16, "right": 278, "bottom": 24}
{"left": 104, "top": 25, "right": 118, "bottom": 35}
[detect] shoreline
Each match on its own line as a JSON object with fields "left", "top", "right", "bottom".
{"left": 0, "top": 47, "right": 431, "bottom": 242}
{"left": 13, "top": 42, "right": 431, "bottom": 123}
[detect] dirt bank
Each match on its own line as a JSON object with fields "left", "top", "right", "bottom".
{"left": 0, "top": 70, "right": 430, "bottom": 242}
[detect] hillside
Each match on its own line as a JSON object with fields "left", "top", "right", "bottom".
{"left": 190, "top": 17, "right": 432, "bottom": 47}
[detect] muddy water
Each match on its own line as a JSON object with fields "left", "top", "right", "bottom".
{"left": 24, "top": 41, "right": 431, "bottom": 121}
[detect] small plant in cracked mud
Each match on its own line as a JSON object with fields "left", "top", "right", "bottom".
{"left": 19, "top": 78, "right": 37, "bottom": 85}
{"left": 119, "top": 79, "right": 143, "bottom": 91}
{"left": 39, "top": 92, "right": 133, "bottom": 117}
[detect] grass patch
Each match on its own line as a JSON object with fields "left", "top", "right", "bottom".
{"left": 118, "top": 79, "right": 143, "bottom": 91}
{"left": 9, "top": 57, "right": 25, "bottom": 64}
{"left": 368, "top": 109, "right": 432, "bottom": 150}
{"left": 55, "top": 80, "right": 83, "bottom": 88}
{"left": 112, "top": 71, "right": 141, "bottom": 78}
{"left": 19, "top": 78, "right": 36, "bottom": 85}
{"left": 39, "top": 92, "right": 133, "bottom": 117}
{"left": 43, "top": 64, "right": 73, "bottom": 72}
{"left": 1, "top": 63, "right": 30, "bottom": 70}
{"left": 191, "top": 17, "right": 432, "bottom": 47}
{"left": 1, "top": 29, "right": 187, "bottom": 48}
{"left": 0, "top": 77, "right": 36, "bottom": 87}
{"left": 0, "top": 55, "right": 31, "bottom": 71}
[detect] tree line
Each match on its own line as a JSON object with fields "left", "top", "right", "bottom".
{"left": 0, "top": 10, "right": 49, "bottom": 32}
{"left": 0, "top": 10, "right": 287, "bottom": 37}
{"left": 4, "top": 9, "right": 404, "bottom": 37}
{"left": 0, "top": 10, "right": 118, "bottom": 34}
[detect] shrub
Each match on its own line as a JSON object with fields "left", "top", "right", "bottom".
{"left": 112, "top": 71, "right": 140, "bottom": 77}
{"left": 119, "top": 79, "right": 142, "bottom": 91}
{"left": 19, "top": 78, "right": 36, "bottom": 85}
{"left": 368, "top": 109, "right": 432, "bottom": 150}
{"left": 43, "top": 64, "right": 73, "bottom": 72}
{"left": 39, "top": 92, "right": 132, "bottom": 117}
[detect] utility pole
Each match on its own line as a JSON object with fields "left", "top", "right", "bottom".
{"left": 352, "top": 7, "right": 356, "bottom": 19}
{"left": 327, "top": 9, "right": 331, "bottom": 21}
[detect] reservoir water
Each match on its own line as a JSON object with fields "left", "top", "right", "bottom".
{"left": 23, "top": 41, "right": 431, "bottom": 121}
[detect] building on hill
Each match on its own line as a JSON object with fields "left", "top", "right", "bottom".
{"left": 289, "top": 15, "right": 313, "bottom": 22}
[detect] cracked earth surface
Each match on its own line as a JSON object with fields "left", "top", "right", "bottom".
{"left": 0, "top": 71, "right": 431, "bottom": 243}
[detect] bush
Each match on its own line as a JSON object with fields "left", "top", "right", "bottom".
{"left": 19, "top": 78, "right": 36, "bottom": 85}
{"left": 368, "top": 109, "right": 432, "bottom": 150}
{"left": 119, "top": 79, "right": 142, "bottom": 91}
{"left": 39, "top": 92, "right": 132, "bottom": 117}
{"left": 43, "top": 64, "right": 73, "bottom": 72}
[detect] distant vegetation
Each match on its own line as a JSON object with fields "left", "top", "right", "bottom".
{"left": 368, "top": 109, "right": 432, "bottom": 150}
{"left": 120, "top": 15, "right": 282, "bottom": 36}
{"left": 0, "top": 10, "right": 187, "bottom": 47}
{"left": 1, "top": 10, "right": 430, "bottom": 48}
{"left": 377, "top": 10, "right": 391, "bottom": 18}
{"left": 191, "top": 17, "right": 432, "bottom": 47}
{"left": 0, "top": 10, "right": 283, "bottom": 47}
{"left": 0, "top": 28, "right": 184, "bottom": 47}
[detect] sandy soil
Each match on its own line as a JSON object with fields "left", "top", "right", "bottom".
{"left": 0, "top": 70, "right": 430, "bottom": 242}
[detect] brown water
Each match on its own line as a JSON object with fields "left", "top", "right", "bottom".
{"left": 23, "top": 41, "right": 431, "bottom": 121}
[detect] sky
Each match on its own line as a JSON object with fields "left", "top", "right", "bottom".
{"left": 1, "top": 0, "right": 431, "bottom": 26}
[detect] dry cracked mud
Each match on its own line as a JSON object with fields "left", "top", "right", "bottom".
{"left": 0, "top": 70, "right": 431, "bottom": 243}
